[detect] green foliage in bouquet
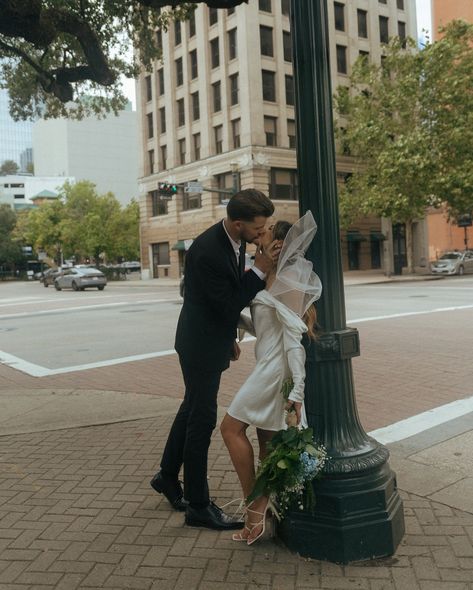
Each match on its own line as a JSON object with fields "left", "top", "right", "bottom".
{"left": 247, "top": 426, "right": 327, "bottom": 517}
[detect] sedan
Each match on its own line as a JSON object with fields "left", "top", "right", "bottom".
{"left": 54, "top": 267, "right": 107, "bottom": 291}
{"left": 430, "top": 251, "right": 473, "bottom": 275}
{"left": 41, "top": 268, "right": 63, "bottom": 287}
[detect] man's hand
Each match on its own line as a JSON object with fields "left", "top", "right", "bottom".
{"left": 230, "top": 340, "right": 241, "bottom": 361}
{"left": 253, "top": 239, "right": 282, "bottom": 275}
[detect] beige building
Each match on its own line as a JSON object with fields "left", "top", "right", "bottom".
{"left": 137, "top": 0, "right": 417, "bottom": 279}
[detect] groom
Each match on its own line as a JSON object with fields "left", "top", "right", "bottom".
{"left": 151, "top": 189, "right": 278, "bottom": 530}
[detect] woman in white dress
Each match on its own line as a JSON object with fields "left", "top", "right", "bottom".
{"left": 220, "top": 211, "right": 322, "bottom": 545}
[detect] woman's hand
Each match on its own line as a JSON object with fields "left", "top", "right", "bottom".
{"left": 285, "top": 400, "right": 302, "bottom": 425}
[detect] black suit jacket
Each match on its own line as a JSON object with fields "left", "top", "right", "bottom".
{"left": 175, "top": 221, "right": 265, "bottom": 371}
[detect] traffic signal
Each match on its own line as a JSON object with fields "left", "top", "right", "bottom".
{"left": 158, "top": 182, "right": 178, "bottom": 197}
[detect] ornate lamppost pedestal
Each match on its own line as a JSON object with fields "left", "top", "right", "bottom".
{"left": 278, "top": 456, "right": 405, "bottom": 563}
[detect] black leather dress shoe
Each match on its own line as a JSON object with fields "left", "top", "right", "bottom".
{"left": 185, "top": 502, "right": 244, "bottom": 530}
{"left": 150, "top": 471, "right": 188, "bottom": 512}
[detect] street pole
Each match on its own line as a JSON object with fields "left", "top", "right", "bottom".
{"left": 277, "top": 0, "right": 405, "bottom": 563}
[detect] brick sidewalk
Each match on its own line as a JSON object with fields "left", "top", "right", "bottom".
{"left": 1, "top": 416, "right": 473, "bottom": 589}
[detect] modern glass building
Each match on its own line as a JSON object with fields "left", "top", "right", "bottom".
{"left": 0, "top": 89, "right": 33, "bottom": 171}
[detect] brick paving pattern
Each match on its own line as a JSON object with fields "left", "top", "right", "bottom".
{"left": 1, "top": 417, "right": 473, "bottom": 589}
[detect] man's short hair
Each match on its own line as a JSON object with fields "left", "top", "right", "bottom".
{"left": 226, "top": 189, "right": 274, "bottom": 221}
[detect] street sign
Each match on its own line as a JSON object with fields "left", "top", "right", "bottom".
{"left": 184, "top": 181, "right": 203, "bottom": 193}
{"left": 457, "top": 214, "right": 472, "bottom": 228}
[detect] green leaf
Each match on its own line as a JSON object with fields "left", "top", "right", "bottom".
{"left": 277, "top": 460, "right": 288, "bottom": 469}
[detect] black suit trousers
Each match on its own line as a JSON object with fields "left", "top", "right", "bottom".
{"left": 160, "top": 357, "right": 222, "bottom": 505}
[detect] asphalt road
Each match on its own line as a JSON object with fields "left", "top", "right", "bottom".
{"left": 0, "top": 276, "right": 472, "bottom": 373}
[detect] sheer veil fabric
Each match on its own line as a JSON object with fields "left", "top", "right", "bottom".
{"left": 268, "top": 210, "right": 322, "bottom": 317}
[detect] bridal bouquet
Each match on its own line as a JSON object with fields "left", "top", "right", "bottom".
{"left": 247, "top": 425, "right": 327, "bottom": 517}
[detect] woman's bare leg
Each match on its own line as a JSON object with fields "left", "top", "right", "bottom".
{"left": 220, "top": 414, "right": 255, "bottom": 499}
{"left": 256, "top": 428, "right": 275, "bottom": 462}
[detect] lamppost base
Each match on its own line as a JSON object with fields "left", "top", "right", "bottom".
{"left": 278, "top": 462, "right": 404, "bottom": 564}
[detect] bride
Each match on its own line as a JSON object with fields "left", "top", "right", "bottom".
{"left": 220, "top": 211, "right": 322, "bottom": 545}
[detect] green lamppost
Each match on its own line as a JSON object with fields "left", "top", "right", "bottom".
{"left": 277, "top": 0, "right": 405, "bottom": 563}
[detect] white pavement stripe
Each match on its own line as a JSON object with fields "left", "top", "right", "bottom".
{"left": 0, "top": 298, "right": 180, "bottom": 320}
{"left": 0, "top": 349, "right": 177, "bottom": 377}
{"left": 368, "top": 395, "right": 473, "bottom": 444}
{"left": 347, "top": 304, "right": 473, "bottom": 324}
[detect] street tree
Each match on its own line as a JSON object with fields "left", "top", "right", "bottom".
{"left": 0, "top": 204, "right": 24, "bottom": 271}
{"left": 335, "top": 21, "right": 473, "bottom": 272}
{"left": 0, "top": 159, "right": 19, "bottom": 175}
{"left": 0, "top": 0, "right": 247, "bottom": 121}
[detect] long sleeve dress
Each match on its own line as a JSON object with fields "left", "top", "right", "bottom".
{"left": 227, "top": 290, "right": 308, "bottom": 431}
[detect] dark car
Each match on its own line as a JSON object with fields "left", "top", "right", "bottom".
{"left": 41, "top": 268, "right": 63, "bottom": 287}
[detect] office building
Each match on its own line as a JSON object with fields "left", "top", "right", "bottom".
{"left": 0, "top": 89, "right": 33, "bottom": 172}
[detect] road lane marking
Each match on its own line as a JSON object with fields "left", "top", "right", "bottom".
{"left": 368, "top": 395, "right": 473, "bottom": 444}
{"left": 0, "top": 349, "right": 177, "bottom": 377}
{"left": 347, "top": 304, "right": 473, "bottom": 324}
{"left": 0, "top": 298, "right": 181, "bottom": 320}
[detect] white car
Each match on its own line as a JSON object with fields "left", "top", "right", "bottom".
{"left": 430, "top": 251, "right": 473, "bottom": 275}
{"left": 54, "top": 267, "right": 107, "bottom": 291}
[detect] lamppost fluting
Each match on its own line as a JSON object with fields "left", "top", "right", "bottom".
{"left": 277, "top": 0, "right": 405, "bottom": 563}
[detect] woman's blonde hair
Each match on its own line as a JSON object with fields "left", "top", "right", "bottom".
{"left": 272, "top": 221, "right": 319, "bottom": 340}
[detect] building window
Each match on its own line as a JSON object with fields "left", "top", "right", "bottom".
{"left": 230, "top": 73, "right": 239, "bottom": 106}
{"left": 152, "top": 242, "right": 170, "bottom": 265}
{"left": 259, "top": 0, "right": 271, "bottom": 12}
{"left": 179, "top": 138, "right": 186, "bottom": 165}
{"left": 145, "top": 76, "right": 152, "bottom": 102}
{"left": 379, "top": 0, "right": 387, "bottom": 3}
{"left": 379, "top": 16, "right": 389, "bottom": 44}
{"left": 158, "top": 69, "right": 164, "bottom": 95}
{"left": 285, "top": 74, "right": 294, "bottom": 106}
{"left": 270, "top": 168, "right": 298, "bottom": 200}
{"left": 357, "top": 10, "right": 368, "bottom": 38}
{"left": 334, "top": 2, "right": 345, "bottom": 32}
{"left": 228, "top": 28, "right": 238, "bottom": 60}
{"left": 159, "top": 107, "right": 166, "bottom": 133}
{"left": 228, "top": 7, "right": 235, "bottom": 15}
{"left": 283, "top": 31, "right": 292, "bottom": 62}
{"left": 397, "top": 0, "right": 404, "bottom": 9}
{"left": 161, "top": 145, "right": 167, "bottom": 169}
{"left": 177, "top": 98, "right": 185, "bottom": 126}
{"left": 359, "top": 50, "right": 369, "bottom": 63}
{"left": 150, "top": 191, "right": 168, "bottom": 216}
{"left": 183, "top": 191, "right": 202, "bottom": 211}
{"left": 192, "top": 91, "right": 200, "bottom": 121}
{"left": 216, "top": 172, "right": 239, "bottom": 204}
{"left": 232, "top": 118, "right": 241, "bottom": 148}
{"left": 281, "top": 0, "right": 290, "bottom": 16}
{"left": 209, "top": 7, "right": 218, "bottom": 25}
{"left": 214, "top": 125, "right": 223, "bottom": 154}
{"left": 175, "top": 57, "right": 183, "bottom": 86}
{"left": 210, "top": 38, "right": 220, "bottom": 68}
{"left": 398, "top": 21, "right": 406, "bottom": 45}
{"left": 156, "top": 30, "right": 163, "bottom": 51}
{"left": 148, "top": 149, "right": 155, "bottom": 174}
{"left": 190, "top": 49, "right": 198, "bottom": 79}
{"left": 213, "top": 81, "right": 221, "bottom": 112}
{"left": 260, "top": 26, "right": 274, "bottom": 57}
{"left": 193, "top": 133, "right": 201, "bottom": 160}
{"left": 174, "top": 20, "right": 182, "bottom": 45}
{"left": 287, "top": 119, "right": 296, "bottom": 148}
{"left": 264, "top": 116, "right": 277, "bottom": 146}
{"left": 262, "top": 70, "right": 276, "bottom": 101}
{"left": 189, "top": 11, "right": 196, "bottom": 36}
{"left": 146, "top": 113, "right": 154, "bottom": 139}
{"left": 336, "top": 45, "right": 348, "bottom": 74}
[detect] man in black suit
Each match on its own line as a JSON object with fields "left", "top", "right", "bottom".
{"left": 151, "top": 189, "right": 278, "bottom": 530}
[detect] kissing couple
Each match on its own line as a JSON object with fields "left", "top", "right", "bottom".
{"left": 150, "top": 189, "right": 321, "bottom": 545}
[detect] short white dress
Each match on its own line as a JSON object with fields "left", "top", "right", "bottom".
{"left": 227, "top": 290, "right": 308, "bottom": 431}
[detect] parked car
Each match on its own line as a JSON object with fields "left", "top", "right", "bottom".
{"left": 41, "top": 268, "right": 63, "bottom": 287}
{"left": 54, "top": 267, "right": 107, "bottom": 291}
{"left": 430, "top": 251, "right": 473, "bottom": 275}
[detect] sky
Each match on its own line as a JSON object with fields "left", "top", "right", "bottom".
{"left": 122, "top": 0, "right": 433, "bottom": 109}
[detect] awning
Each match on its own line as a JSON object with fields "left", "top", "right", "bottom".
{"left": 172, "top": 239, "right": 194, "bottom": 251}
{"left": 346, "top": 231, "right": 366, "bottom": 242}
{"left": 370, "top": 231, "right": 386, "bottom": 241}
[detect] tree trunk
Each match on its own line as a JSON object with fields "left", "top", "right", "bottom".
{"left": 405, "top": 220, "right": 414, "bottom": 274}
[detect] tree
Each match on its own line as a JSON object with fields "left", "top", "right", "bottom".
{"left": 0, "top": 0, "right": 247, "bottom": 121}
{"left": 335, "top": 21, "right": 473, "bottom": 272}
{"left": 0, "top": 204, "right": 24, "bottom": 271}
{"left": 0, "top": 159, "right": 19, "bottom": 175}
